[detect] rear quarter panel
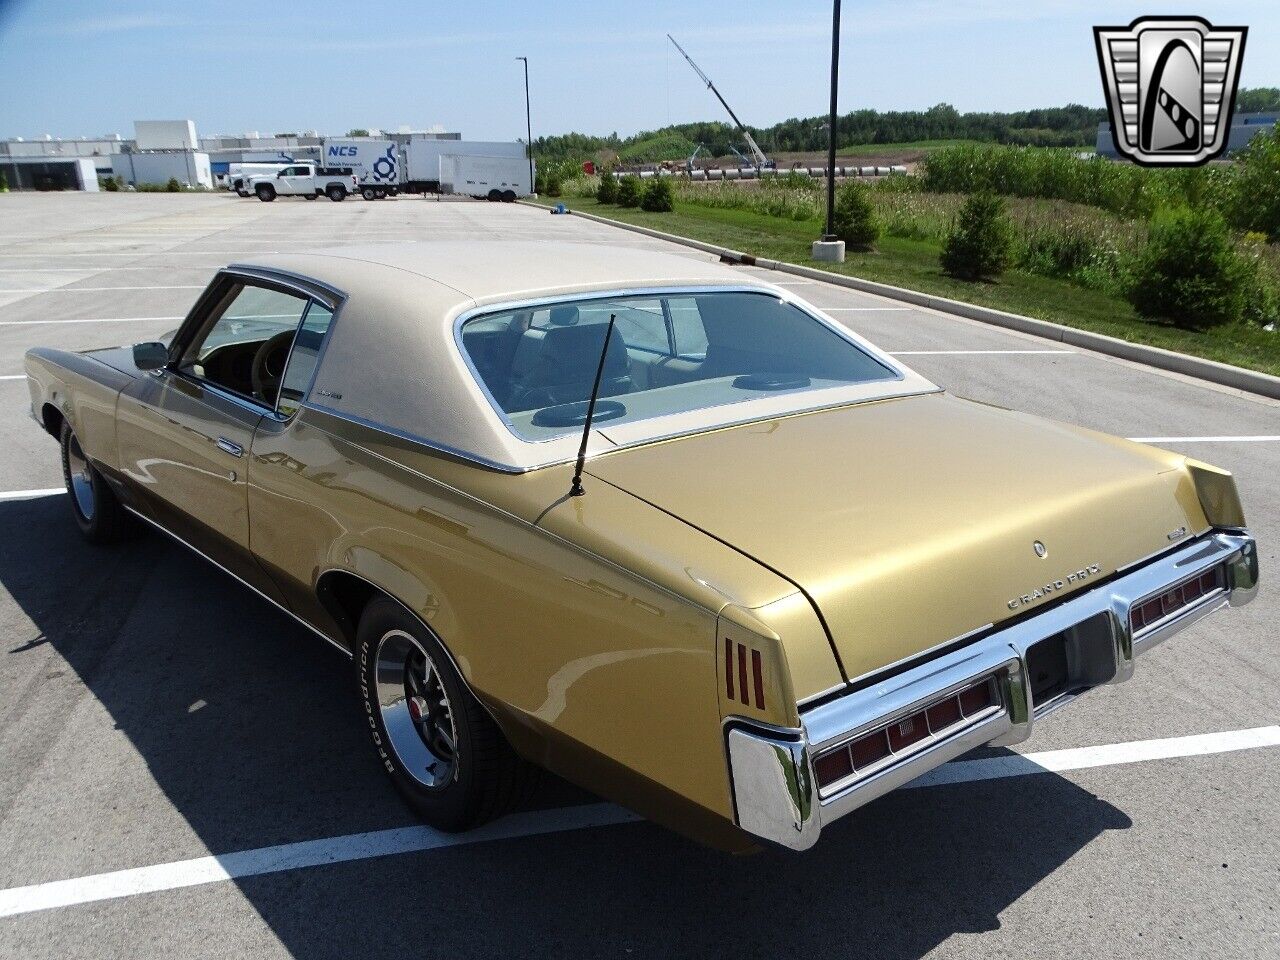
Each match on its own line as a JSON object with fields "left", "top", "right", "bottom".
{"left": 247, "top": 408, "right": 793, "bottom": 839}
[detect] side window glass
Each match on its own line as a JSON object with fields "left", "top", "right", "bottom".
{"left": 277, "top": 302, "right": 334, "bottom": 417}
{"left": 181, "top": 282, "right": 310, "bottom": 406}
{"left": 669, "top": 297, "right": 708, "bottom": 358}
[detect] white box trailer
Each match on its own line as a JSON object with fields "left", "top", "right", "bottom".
{"left": 438, "top": 154, "right": 531, "bottom": 201}
{"left": 405, "top": 139, "right": 528, "bottom": 192}
{"left": 321, "top": 139, "right": 400, "bottom": 198}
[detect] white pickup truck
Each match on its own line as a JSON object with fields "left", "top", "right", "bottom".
{"left": 247, "top": 164, "right": 358, "bottom": 202}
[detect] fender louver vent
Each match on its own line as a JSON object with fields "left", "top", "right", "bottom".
{"left": 725, "top": 639, "right": 766, "bottom": 710}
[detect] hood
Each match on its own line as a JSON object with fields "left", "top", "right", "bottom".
{"left": 586, "top": 392, "right": 1208, "bottom": 683}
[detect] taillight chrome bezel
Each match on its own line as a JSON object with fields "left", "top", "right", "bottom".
{"left": 811, "top": 675, "right": 1004, "bottom": 797}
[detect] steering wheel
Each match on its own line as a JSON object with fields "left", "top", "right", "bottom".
{"left": 251, "top": 330, "right": 296, "bottom": 404}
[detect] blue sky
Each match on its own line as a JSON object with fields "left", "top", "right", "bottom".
{"left": 0, "top": 0, "right": 1275, "bottom": 141}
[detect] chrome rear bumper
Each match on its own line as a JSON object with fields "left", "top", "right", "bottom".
{"left": 727, "top": 530, "right": 1259, "bottom": 850}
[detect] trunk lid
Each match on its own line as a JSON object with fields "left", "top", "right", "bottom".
{"left": 587, "top": 393, "right": 1206, "bottom": 682}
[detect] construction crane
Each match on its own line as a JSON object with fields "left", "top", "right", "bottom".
{"left": 667, "top": 34, "right": 771, "bottom": 170}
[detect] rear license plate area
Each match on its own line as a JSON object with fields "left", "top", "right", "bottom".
{"left": 1026, "top": 633, "right": 1070, "bottom": 704}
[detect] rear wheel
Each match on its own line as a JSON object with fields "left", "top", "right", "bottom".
{"left": 373, "top": 187, "right": 387, "bottom": 199}
{"left": 304, "top": 193, "right": 317, "bottom": 200}
{"left": 326, "top": 184, "right": 346, "bottom": 202}
{"left": 486, "top": 189, "right": 501, "bottom": 202}
{"left": 255, "top": 184, "right": 276, "bottom": 202}
{"left": 356, "top": 597, "right": 538, "bottom": 830}
{"left": 362, "top": 186, "right": 378, "bottom": 201}
{"left": 60, "top": 421, "right": 132, "bottom": 544}
{"left": 501, "top": 189, "right": 517, "bottom": 203}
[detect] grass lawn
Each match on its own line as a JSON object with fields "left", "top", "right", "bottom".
{"left": 532, "top": 195, "right": 1280, "bottom": 378}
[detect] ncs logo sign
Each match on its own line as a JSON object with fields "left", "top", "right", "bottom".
{"left": 1094, "top": 16, "right": 1247, "bottom": 167}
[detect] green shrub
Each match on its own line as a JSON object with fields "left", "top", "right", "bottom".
{"left": 831, "top": 180, "right": 879, "bottom": 250}
{"left": 544, "top": 173, "right": 562, "bottom": 197}
{"left": 640, "top": 176, "right": 675, "bottom": 212}
{"left": 940, "top": 192, "right": 1013, "bottom": 280}
{"left": 596, "top": 170, "right": 618, "bottom": 203}
{"left": 165, "top": 177, "right": 181, "bottom": 193}
{"left": 1129, "top": 207, "right": 1250, "bottom": 329}
{"left": 0, "top": 170, "right": 8, "bottom": 192}
{"left": 1230, "top": 127, "right": 1280, "bottom": 241}
{"left": 102, "top": 176, "right": 119, "bottom": 192}
{"left": 617, "top": 174, "right": 642, "bottom": 208}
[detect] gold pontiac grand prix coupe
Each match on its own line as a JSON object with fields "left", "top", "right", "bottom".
{"left": 25, "top": 242, "right": 1259, "bottom": 851}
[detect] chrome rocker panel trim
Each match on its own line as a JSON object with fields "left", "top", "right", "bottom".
{"left": 728, "top": 530, "right": 1258, "bottom": 850}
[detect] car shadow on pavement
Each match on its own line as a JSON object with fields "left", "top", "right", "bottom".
{"left": 0, "top": 496, "right": 1131, "bottom": 958}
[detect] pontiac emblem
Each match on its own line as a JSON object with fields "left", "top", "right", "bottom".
{"left": 1094, "top": 16, "right": 1247, "bottom": 167}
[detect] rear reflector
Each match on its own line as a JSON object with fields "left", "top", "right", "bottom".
{"left": 1130, "top": 564, "right": 1224, "bottom": 632}
{"left": 812, "top": 676, "right": 1002, "bottom": 790}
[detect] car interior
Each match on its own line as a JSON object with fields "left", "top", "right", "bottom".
{"left": 461, "top": 291, "right": 897, "bottom": 439}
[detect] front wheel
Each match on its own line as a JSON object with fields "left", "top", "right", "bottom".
{"left": 60, "top": 421, "right": 132, "bottom": 543}
{"left": 255, "top": 184, "right": 276, "bottom": 202}
{"left": 356, "top": 597, "right": 538, "bottom": 831}
{"left": 326, "top": 185, "right": 346, "bottom": 202}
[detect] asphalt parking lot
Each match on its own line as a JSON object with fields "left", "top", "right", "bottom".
{"left": 0, "top": 191, "right": 1277, "bottom": 959}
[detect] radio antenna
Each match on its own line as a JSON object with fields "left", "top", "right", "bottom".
{"left": 570, "top": 314, "right": 617, "bottom": 497}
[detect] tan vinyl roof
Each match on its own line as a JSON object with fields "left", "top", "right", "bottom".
{"left": 230, "top": 242, "right": 937, "bottom": 472}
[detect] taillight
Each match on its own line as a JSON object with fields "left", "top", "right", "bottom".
{"left": 1130, "top": 564, "right": 1224, "bottom": 632}
{"left": 812, "top": 676, "right": 1001, "bottom": 790}
{"left": 724, "top": 638, "right": 766, "bottom": 710}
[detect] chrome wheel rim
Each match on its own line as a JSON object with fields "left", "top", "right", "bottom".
{"left": 374, "top": 629, "right": 458, "bottom": 789}
{"left": 65, "top": 432, "right": 95, "bottom": 521}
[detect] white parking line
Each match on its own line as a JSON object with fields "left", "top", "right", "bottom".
{"left": 0, "top": 374, "right": 27, "bottom": 381}
{"left": 1129, "top": 436, "right": 1280, "bottom": 443}
{"left": 0, "top": 488, "right": 64, "bottom": 501}
{"left": 0, "top": 725, "right": 1275, "bottom": 919}
{"left": 0, "top": 286, "right": 204, "bottom": 293}
{"left": 889, "top": 350, "right": 1076, "bottom": 355}
{"left": 0, "top": 316, "right": 183, "bottom": 326}
{"left": 822, "top": 306, "right": 912, "bottom": 312}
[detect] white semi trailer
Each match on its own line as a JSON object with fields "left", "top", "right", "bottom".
{"left": 319, "top": 138, "right": 531, "bottom": 198}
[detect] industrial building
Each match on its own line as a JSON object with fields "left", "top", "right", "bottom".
{"left": 1095, "top": 111, "right": 1278, "bottom": 159}
{"left": 0, "top": 121, "right": 464, "bottom": 190}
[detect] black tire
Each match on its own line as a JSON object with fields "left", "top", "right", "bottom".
{"left": 502, "top": 189, "right": 517, "bottom": 203}
{"left": 304, "top": 193, "right": 317, "bottom": 200}
{"left": 236, "top": 189, "right": 250, "bottom": 198}
{"left": 356, "top": 596, "right": 538, "bottom": 831}
{"left": 60, "top": 421, "right": 132, "bottom": 544}
{"left": 373, "top": 187, "right": 387, "bottom": 199}
{"left": 486, "top": 189, "right": 501, "bottom": 202}
{"left": 255, "top": 184, "right": 276, "bottom": 202}
{"left": 362, "top": 187, "right": 378, "bottom": 201}
{"left": 326, "top": 185, "right": 346, "bottom": 202}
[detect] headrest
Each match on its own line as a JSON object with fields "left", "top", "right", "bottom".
{"left": 548, "top": 305, "right": 580, "bottom": 327}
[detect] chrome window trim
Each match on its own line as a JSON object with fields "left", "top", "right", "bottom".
{"left": 452, "top": 285, "right": 913, "bottom": 449}
{"left": 163, "top": 266, "right": 349, "bottom": 426}
{"left": 728, "top": 529, "right": 1258, "bottom": 850}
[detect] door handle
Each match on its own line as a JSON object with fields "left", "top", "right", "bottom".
{"left": 216, "top": 437, "right": 244, "bottom": 458}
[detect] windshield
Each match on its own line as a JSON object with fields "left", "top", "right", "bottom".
{"left": 459, "top": 291, "right": 897, "bottom": 441}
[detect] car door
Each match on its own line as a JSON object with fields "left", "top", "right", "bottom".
{"left": 116, "top": 275, "right": 313, "bottom": 600}
{"left": 277, "top": 166, "right": 305, "bottom": 195}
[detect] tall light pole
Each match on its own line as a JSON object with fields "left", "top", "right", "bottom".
{"left": 812, "top": 0, "right": 846, "bottom": 262}
{"left": 516, "top": 57, "right": 534, "bottom": 192}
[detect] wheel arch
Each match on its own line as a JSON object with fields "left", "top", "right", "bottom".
{"left": 40, "top": 401, "right": 65, "bottom": 439}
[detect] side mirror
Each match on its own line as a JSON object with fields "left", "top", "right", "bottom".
{"left": 133, "top": 341, "right": 168, "bottom": 371}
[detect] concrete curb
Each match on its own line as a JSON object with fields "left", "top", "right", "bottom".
{"left": 542, "top": 203, "right": 1280, "bottom": 402}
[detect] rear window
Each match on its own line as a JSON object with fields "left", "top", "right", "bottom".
{"left": 459, "top": 291, "right": 896, "bottom": 441}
